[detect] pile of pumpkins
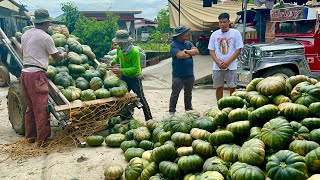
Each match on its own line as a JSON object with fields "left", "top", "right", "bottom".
{"left": 88, "top": 74, "right": 320, "bottom": 180}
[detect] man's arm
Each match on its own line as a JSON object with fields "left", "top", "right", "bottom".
{"left": 185, "top": 46, "right": 199, "bottom": 56}
{"left": 209, "top": 50, "right": 223, "bottom": 69}
{"left": 51, "top": 51, "right": 67, "bottom": 61}
{"left": 221, "top": 48, "right": 241, "bottom": 68}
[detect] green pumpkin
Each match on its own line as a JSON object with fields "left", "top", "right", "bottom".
{"left": 86, "top": 135, "right": 104, "bottom": 147}
{"left": 238, "top": 138, "right": 265, "bottom": 166}
{"left": 266, "top": 150, "right": 308, "bottom": 180}
{"left": 110, "top": 86, "right": 128, "bottom": 97}
{"left": 310, "top": 128, "right": 320, "bottom": 143}
{"left": 104, "top": 164, "right": 124, "bottom": 180}
{"left": 139, "top": 140, "right": 154, "bottom": 150}
{"left": 289, "top": 139, "right": 320, "bottom": 156}
{"left": 228, "top": 108, "right": 249, "bottom": 123}
{"left": 209, "top": 129, "right": 234, "bottom": 146}
{"left": 125, "top": 157, "right": 144, "bottom": 180}
{"left": 68, "top": 64, "right": 86, "bottom": 74}
{"left": 62, "top": 87, "right": 81, "bottom": 101}
{"left": 79, "top": 54, "right": 88, "bottom": 64}
{"left": 46, "top": 65, "right": 57, "bottom": 79}
{"left": 150, "top": 144, "right": 176, "bottom": 163}
{"left": 82, "top": 45, "right": 96, "bottom": 61}
{"left": 140, "top": 162, "right": 158, "bottom": 180}
{"left": 75, "top": 77, "right": 89, "bottom": 90}
{"left": 125, "top": 129, "right": 136, "bottom": 140}
{"left": 273, "top": 94, "right": 292, "bottom": 105}
{"left": 183, "top": 173, "right": 201, "bottom": 180}
{"left": 192, "top": 139, "right": 215, "bottom": 158}
{"left": 164, "top": 141, "right": 176, "bottom": 148}
{"left": 68, "top": 41, "right": 83, "bottom": 54}
{"left": 248, "top": 104, "right": 279, "bottom": 126}
{"left": 212, "top": 107, "right": 233, "bottom": 126}
{"left": 54, "top": 72, "right": 73, "bottom": 88}
{"left": 190, "top": 128, "right": 210, "bottom": 141}
{"left": 120, "top": 140, "right": 140, "bottom": 152}
{"left": 261, "top": 117, "right": 294, "bottom": 150}
{"left": 291, "top": 83, "right": 320, "bottom": 107}
{"left": 226, "top": 120, "right": 251, "bottom": 137}
{"left": 142, "top": 150, "right": 152, "bottom": 161}
{"left": 124, "top": 148, "right": 145, "bottom": 161}
{"left": 159, "top": 131, "right": 172, "bottom": 145}
{"left": 199, "top": 171, "right": 224, "bottom": 180}
{"left": 94, "top": 88, "right": 111, "bottom": 99}
{"left": 159, "top": 161, "right": 180, "bottom": 179}
{"left": 309, "top": 102, "right": 320, "bottom": 117}
{"left": 177, "top": 154, "right": 204, "bottom": 172}
{"left": 151, "top": 128, "right": 165, "bottom": 143}
{"left": 249, "top": 127, "right": 261, "bottom": 139}
{"left": 171, "top": 132, "right": 193, "bottom": 146}
{"left": 246, "top": 78, "right": 264, "bottom": 92}
{"left": 133, "top": 127, "right": 151, "bottom": 142}
{"left": 67, "top": 52, "right": 82, "bottom": 64}
{"left": 305, "top": 147, "right": 320, "bottom": 172}
{"left": 146, "top": 120, "right": 162, "bottom": 131}
{"left": 193, "top": 116, "right": 216, "bottom": 132}
{"left": 231, "top": 89, "right": 248, "bottom": 99}
{"left": 256, "top": 76, "right": 286, "bottom": 96}
{"left": 228, "top": 162, "right": 265, "bottom": 180}
{"left": 301, "top": 118, "right": 320, "bottom": 130}
{"left": 278, "top": 102, "right": 309, "bottom": 121}
{"left": 216, "top": 144, "right": 240, "bottom": 163}
{"left": 105, "top": 133, "right": 126, "bottom": 147}
{"left": 128, "top": 119, "right": 142, "bottom": 129}
{"left": 83, "top": 70, "right": 102, "bottom": 81}
{"left": 80, "top": 89, "right": 96, "bottom": 101}
{"left": 287, "top": 75, "right": 310, "bottom": 87}
{"left": 203, "top": 156, "right": 229, "bottom": 177}
{"left": 96, "top": 63, "right": 108, "bottom": 76}
{"left": 104, "top": 75, "right": 120, "bottom": 88}
{"left": 246, "top": 93, "right": 270, "bottom": 108}
{"left": 167, "top": 115, "right": 193, "bottom": 133}
{"left": 90, "top": 77, "right": 103, "bottom": 91}
{"left": 290, "top": 121, "right": 309, "bottom": 140}
{"left": 176, "top": 147, "right": 193, "bottom": 157}
{"left": 204, "top": 107, "right": 221, "bottom": 118}
{"left": 217, "top": 96, "right": 245, "bottom": 110}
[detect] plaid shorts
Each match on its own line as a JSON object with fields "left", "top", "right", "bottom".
{"left": 212, "top": 70, "right": 237, "bottom": 88}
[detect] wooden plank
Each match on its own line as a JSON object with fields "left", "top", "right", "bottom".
{"left": 48, "top": 80, "right": 70, "bottom": 105}
{"left": 54, "top": 93, "right": 137, "bottom": 112}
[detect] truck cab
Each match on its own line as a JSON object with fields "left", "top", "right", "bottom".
{"left": 237, "top": 5, "right": 320, "bottom": 86}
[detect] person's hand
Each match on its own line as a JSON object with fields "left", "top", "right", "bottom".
{"left": 112, "top": 67, "right": 122, "bottom": 75}
{"left": 61, "top": 51, "right": 68, "bottom": 59}
{"left": 109, "top": 61, "right": 115, "bottom": 67}
{"left": 220, "top": 61, "right": 229, "bottom": 69}
{"left": 216, "top": 61, "right": 224, "bottom": 69}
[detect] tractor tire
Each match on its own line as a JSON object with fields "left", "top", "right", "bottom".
{"left": 7, "top": 83, "right": 26, "bottom": 135}
{"left": 0, "top": 66, "right": 10, "bottom": 87}
{"left": 263, "top": 67, "right": 296, "bottom": 79}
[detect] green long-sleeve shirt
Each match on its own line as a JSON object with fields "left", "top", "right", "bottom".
{"left": 113, "top": 46, "right": 141, "bottom": 78}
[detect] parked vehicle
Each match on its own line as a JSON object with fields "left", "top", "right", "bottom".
{"left": 237, "top": 5, "right": 320, "bottom": 87}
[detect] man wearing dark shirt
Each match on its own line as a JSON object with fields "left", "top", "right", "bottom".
{"left": 169, "top": 26, "right": 199, "bottom": 116}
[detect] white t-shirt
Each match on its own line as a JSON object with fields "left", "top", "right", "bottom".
{"left": 208, "top": 29, "right": 243, "bottom": 70}
{"left": 21, "top": 28, "right": 58, "bottom": 72}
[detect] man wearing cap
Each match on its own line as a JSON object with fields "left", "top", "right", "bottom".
{"left": 21, "top": 8, "right": 67, "bottom": 146}
{"left": 110, "top": 30, "right": 153, "bottom": 121}
{"left": 208, "top": 13, "right": 243, "bottom": 101}
{"left": 169, "top": 26, "right": 199, "bottom": 116}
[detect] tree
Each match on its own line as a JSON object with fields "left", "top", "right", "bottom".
{"left": 73, "top": 11, "right": 119, "bottom": 58}
{"left": 155, "top": 9, "right": 171, "bottom": 34}
{"left": 61, "top": 2, "right": 83, "bottom": 33}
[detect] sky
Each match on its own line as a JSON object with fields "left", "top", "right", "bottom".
{"left": 18, "top": 0, "right": 168, "bottom": 20}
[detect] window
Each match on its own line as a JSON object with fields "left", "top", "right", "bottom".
{"left": 277, "top": 20, "right": 315, "bottom": 34}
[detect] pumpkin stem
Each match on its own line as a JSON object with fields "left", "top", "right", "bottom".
{"left": 279, "top": 162, "right": 287, "bottom": 169}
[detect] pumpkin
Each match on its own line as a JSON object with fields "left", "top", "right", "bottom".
{"left": 204, "top": 107, "right": 221, "bottom": 118}
{"left": 209, "top": 129, "right": 234, "bottom": 146}
{"left": 83, "top": 70, "right": 102, "bottom": 81}
{"left": 125, "top": 157, "right": 144, "bottom": 180}
{"left": 289, "top": 139, "right": 320, "bottom": 156}
{"left": 110, "top": 86, "right": 128, "bottom": 97}
{"left": 266, "top": 150, "right": 308, "bottom": 180}
{"left": 305, "top": 147, "right": 320, "bottom": 172}
{"left": 104, "top": 164, "right": 124, "bottom": 180}
{"left": 278, "top": 102, "right": 309, "bottom": 121}
{"left": 68, "top": 64, "right": 85, "bottom": 74}
{"left": 134, "top": 127, "right": 151, "bottom": 141}
{"left": 310, "top": 128, "right": 320, "bottom": 143}
{"left": 249, "top": 127, "right": 261, "bottom": 139}
{"left": 228, "top": 162, "right": 265, "bottom": 180}
{"left": 67, "top": 52, "right": 82, "bottom": 64}
{"left": 260, "top": 117, "right": 294, "bottom": 150}
{"left": 199, "top": 171, "right": 224, "bottom": 180}
{"left": 246, "top": 93, "right": 270, "bottom": 108}
{"left": 217, "top": 96, "right": 245, "bottom": 110}
{"left": 79, "top": 54, "right": 88, "bottom": 64}
{"left": 190, "top": 128, "right": 210, "bottom": 140}
{"left": 167, "top": 115, "right": 193, "bottom": 133}
{"left": 46, "top": 65, "right": 57, "bottom": 79}
{"left": 193, "top": 116, "right": 216, "bottom": 132}
{"left": 124, "top": 148, "right": 145, "bottom": 161}
{"left": 192, "top": 139, "right": 215, "bottom": 158}
{"left": 80, "top": 89, "right": 96, "bottom": 101}
{"left": 159, "top": 131, "right": 172, "bottom": 144}
{"left": 301, "top": 118, "right": 320, "bottom": 130}
{"left": 177, "top": 154, "right": 204, "bottom": 172}
{"left": 141, "top": 150, "right": 152, "bottom": 161}
{"left": 238, "top": 138, "right": 265, "bottom": 166}
{"left": 171, "top": 132, "right": 193, "bottom": 146}
{"left": 75, "top": 77, "right": 89, "bottom": 90}
{"left": 256, "top": 76, "right": 286, "bottom": 96}
{"left": 226, "top": 120, "right": 251, "bottom": 137}
{"left": 104, "top": 75, "right": 120, "bottom": 88}
{"left": 68, "top": 41, "right": 83, "bottom": 54}
{"left": 113, "top": 124, "right": 129, "bottom": 134}
{"left": 216, "top": 144, "right": 240, "bottom": 163}
{"left": 54, "top": 72, "right": 73, "bottom": 88}
{"left": 128, "top": 119, "right": 142, "bottom": 129}
{"left": 228, "top": 108, "right": 249, "bottom": 122}
{"left": 94, "top": 88, "right": 111, "bottom": 99}
{"left": 231, "top": 89, "right": 248, "bottom": 99}
{"left": 290, "top": 121, "right": 309, "bottom": 140}
{"left": 90, "top": 77, "right": 103, "bottom": 91}
{"left": 140, "top": 162, "right": 158, "bottom": 180}
{"left": 309, "top": 102, "right": 320, "bottom": 117}
{"left": 96, "top": 63, "right": 108, "bottom": 76}
{"left": 120, "top": 140, "right": 140, "bottom": 152}
{"left": 273, "top": 94, "right": 292, "bottom": 105}
{"left": 212, "top": 107, "right": 233, "bottom": 126}
{"left": 145, "top": 119, "right": 161, "bottom": 131}
{"left": 287, "top": 74, "right": 309, "bottom": 87}
{"left": 150, "top": 144, "right": 176, "bottom": 163}
{"left": 62, "top": 87, "right": 81, "bottom": 101}
{"left": 125, "top": 129, "right": 136, "bottom": 140}
{"left": 248, "top": 104, "right": 279, "bottom": 126}
{"left": 139, "top": 140, "right": 154, "bottom": 150}
{"left": 108, "top": 116, "right": 121, "bottom": 128}
{"left": 164, "top": 141, "right": 176, "bottom": 148}
{"left": 176, "top": 147, "right": 194, "bottom": 157}
{"left": 246, "top": 78, "right": 264, "bottom": 92}
{"left": 85, "top": 135, "right": 104, "bottom": 147}
{"left": 203, "top": 156, "right": 229, "bottom": 177}
{"left": 159, "top": 161, "right": 180, "bottom": 179}
{"left": 105, "top": 133, "right": 126, "bottom": 147}
{"left": 55, "top": 66, "right": 69, "bottom": 73}
{"left": 183, "top": 173, "right": 201, "bottom": 180}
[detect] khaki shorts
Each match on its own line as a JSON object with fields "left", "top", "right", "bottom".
{"left": 212, "top": 70, "right": 237, "bottom": 88}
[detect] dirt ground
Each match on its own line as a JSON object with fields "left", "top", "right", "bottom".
{"left": 0, "top": 58, "right": 230, "bottom": 180}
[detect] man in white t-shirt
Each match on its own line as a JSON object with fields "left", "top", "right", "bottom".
{"left": 208, "top": 13, "right": 243, "bottom": 101}
{"left": 21, "top": 9, "right": 67, "bottom": 147}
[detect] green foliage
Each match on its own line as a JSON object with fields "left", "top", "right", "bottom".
{"left": 155, "top": 9, "right": 171, "bottom": 34}
{"left": 60, "top": 2, "right": 83, "bottom": 33}
{"left": 135, "top": 42, "right": 170, "bottom": 52}
{"left": 73, "top": 11, "right": 119, "bottom": 58}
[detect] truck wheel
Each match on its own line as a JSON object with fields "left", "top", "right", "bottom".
{"left": 0, "top": 66, "right": 10, "bottom": 87}
{"left": 196, "top": 41, "right": 209, "bottom": 55}
{"left": 263, "top": 67, "right": 295, "bottom": 79}
{"left": 7, "top": 83, "right": 26, "bottom": 135}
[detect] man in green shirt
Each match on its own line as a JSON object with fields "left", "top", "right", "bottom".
{"left": 110, "top": 30, "right": 153, "bottom": 120}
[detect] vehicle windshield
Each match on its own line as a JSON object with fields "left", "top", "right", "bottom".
{"left": 278, "top": 20, "right": 315, "bottom": 34}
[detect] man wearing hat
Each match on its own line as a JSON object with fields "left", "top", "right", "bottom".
{"left": 21, "top": 8, "right": 67, "bottom": 146}
{"left": 110, "top": 30, "right": 153, "bottom": 121}
{"left": 169, "top": 26, "right": 199, "bottom": 116}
